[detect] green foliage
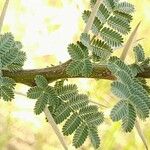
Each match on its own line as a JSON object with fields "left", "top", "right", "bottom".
{"left": 108, "top": 56, "right": 150, "bottom": 131}
{"left": 0, "top": 77, "right": 15, "bottom": 101}
{"left": 0, "top": 33, "right": 26, "bottom": 102}
{"left": 108, "top": 16, "right": 131, "bottom": 34}
{"left": 133, "top": 44, "right": 145, "bottom": 63}
{"left": 122, "top": 103, "right": 136, "bottom": 132}
{"left": 66, "top": 42, "right": 92, "bottom": 76}
{"left": 27, "top": 78, "right": 104, "bottom": 148}
{"left": 100, "top": 27, "right": 123, "bottom": 47}
{"left": 35, "top": 75, "right": 48, "bottom": 88}
{"left": 0, "top": 33, "right": 26, "bottom": 71}
{"left": 88, "top": 126, "right": 100, "bottom": 149}
{"left": 67, "top": 0, "right": 134, "bottom": 77}
{"left": 110, "top": 100, "right": 128, "bottom": 122}
{"left": 27, "top": 75, "right": 59, "bottom": 114}
{"left": 1, "top": 0, "right": 150, "bottom": 149}
{"left": 62, "top": 113, "right": 81, "bottom": 135}
{"left": 91, "top": 39, "right": 112, "bottom": 62}
{"left": 55, "top": 84, "right": 78, "bottom": 101}
{"left": 114, "top": 2, "right": 134, "bottom": 14}
{"left": 84, "top": 0, "right": 133, "bottom": 41}
{"left": 67, "top": 0, "right": 134, "bottom": 78}
{"left": 73, "top": 123, "right": 88, "bottom": 148}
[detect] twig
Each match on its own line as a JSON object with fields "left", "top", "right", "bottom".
{"left": 120, "top": 21, "right": 141, "bottom": 61}
{"left": 44, "top": 107, "right": 68, "bottom": 150}
{"left": 0, "top": 0, "right": 9, "bottom": 33}
{"left": 84, "top": 0, "right": 102, "bottom": 33}
{"left": 14, "top": 91, "right": 68, "bottom": 150}
{"left": 135, "top": 120, "right": 148, "bottom": 150}
{"left": 89, "top": 100, "right": 108, "bottom": 108}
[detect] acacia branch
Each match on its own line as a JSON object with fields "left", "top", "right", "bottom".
{"left": 2, "top": 60, "right": 150, "bottom": 86}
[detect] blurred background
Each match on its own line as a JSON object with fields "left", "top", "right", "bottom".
{"left": 0, "top": 0, "right": 150, "bottom": 149}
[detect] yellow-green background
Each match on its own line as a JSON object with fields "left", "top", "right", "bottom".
{"left": 0, "top": 0, "right": 150, "bottom": 150}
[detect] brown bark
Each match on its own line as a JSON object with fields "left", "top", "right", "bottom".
{"left": 3, "top": 60, "right": 150, "bottom": 86}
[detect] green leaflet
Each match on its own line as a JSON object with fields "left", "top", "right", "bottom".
{"left": 133, "top": 44, "right": 145, "bottom": 62}
{"left": 0, "top": 33, "right": 26, "bottom": 102}
{"left": 84, "top": 112, "right": 104, "bottom": 126}
{"left": 111, "top": 81, "right": 130, "bottom": 99}
{"left": 136, "top": 78, "right": 150, "bottom": 94}
{"left": 100, "top": 27, "right": 123, "bottom": 47}
{"left": 79, "top": 105, "right": 98, "bottom": 117}
{"left": 35, "top": 75, "right": 48, "bottom": 88}
{"left": 66, "top": 42, "right": 92, "bottom": 77}
{"left": 34, "top": 94, "right": 48, "bottom": 115}
{"left": 88, "top": 126, "right": 100, "bottom": 149}
{"left": 122, "top": 104, "right": 136, "bottom": 132}
{"left": 73, "top": 123, "right": 88, "bottom": 148}
{"left": 68, "top": 43, "right": 88, "bottom": 60}
{"left": 62, "top": 113, "right": 81, "bottom": 135}
{"left": 110, "top": 100, "right": 128, "bottom": 121}
{"left": 0, "top": 77, "right": 15, "bottom": 101}
{"left": 54, "top": 103, "right": 71, "bottom": 124}
{"left": 103, "top": 0, "right": 117, "bottom": 11}
{"left": 27, "top": 86, "right": 43, "bottom": 99}
{"left": 91, "top": 39, "right": 112, "bottom": 62}
{"left": 27, "top": 75, "right": 59, "bottom": 114}
{"left": 108, "top": 16, "right": 131, "bottom": 34}
{"left": 0, "top": 33, "right": 14, "bottom": 55}
{"left": 97, "top": 4, "right": 110, "bottom": 23}
{"left": 67, "top": 94, "right": 89, "bottom": 110}
{"left": 114, "top": 2, "right": 135, "bottom": 14}
{"left": 56, "top": 84, "right": 78, "bottom": 101}
{"left": 113, "top": 11, "right": 133, "bottom": 23}
{"left": 129, "top": 95, "right": 149, "bottom": 119}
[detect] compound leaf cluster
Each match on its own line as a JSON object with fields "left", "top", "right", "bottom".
{"left": 27, "top": 75, "right": 59, "bottom": 114}
{"left": 0, "top": 33, "right": 26, "bottom": 71}
{"left": 0, "top": 33, "right": 26, "bottom": 101}
{"left": 67, "top": 0, "right": 134, "bottom": 77}
{"left": 108, "top": 56, "right": 150, "bottom": 132}
{"left": 27, "top": 77, "right": 104, "bottom": 149}
{"left": 66, "top": 42, "right": 92, "bottom": 77}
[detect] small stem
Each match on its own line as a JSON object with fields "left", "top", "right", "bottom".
{"left": 44, "top": 107, "right": 68, "bottom": 150}
{"left": 89, "top": 100, "right": 108, "bottom": 108}
{"left": 0, "top": 0, "right": 9, "bottom": 33}
{"left": 14, "top": 91, "right": 68, "bottom": 150}
{"left": 84, "top": 0, "right": 102, "bottom": 33}
{"left": 135, "top": 120, "right": 148, "bottom": 150}
{"left": 120, "top": 21, "right": 141, "bottom": 61}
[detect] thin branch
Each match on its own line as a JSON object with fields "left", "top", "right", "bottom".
{"left": 120, "top": 21, "right": 141, "bottom": 61}
{"left": 14, "top": 91, "right": 68, "bottom": 150}
{"left": 135, "top": 120, "right": 148, "bottom": 150}
{"left": 3, "top": 61, "right": 150, "bottom": 86}
{"left": 84, "top": 0, "right": 102, "bottom": 33}
{"left": 44, "top": 107, "right": 68, "bottom": 150}
{"left": 89, "top": 100, "right": 108, "bottom": 108}
{"left": 0, "top": 0, "right": 9, "bottom": 33}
